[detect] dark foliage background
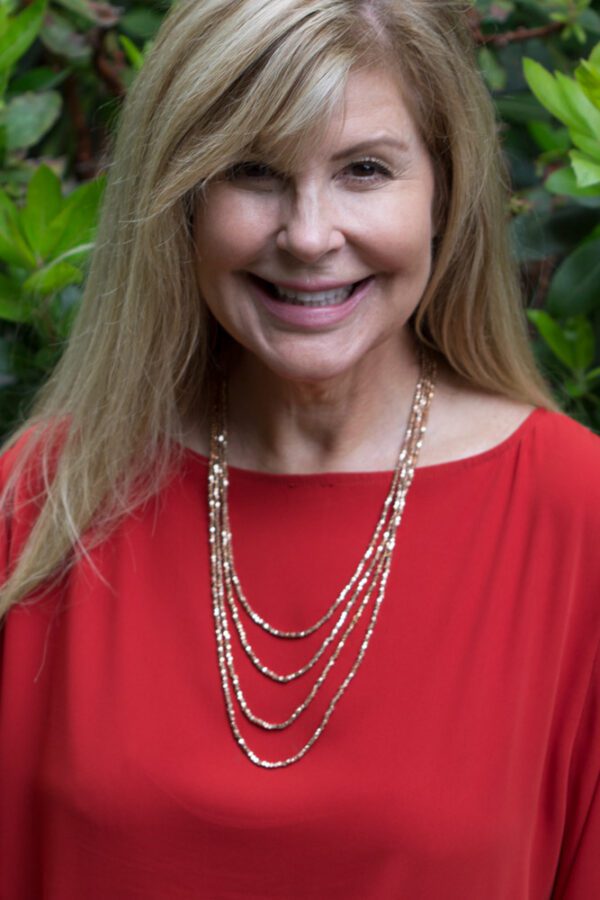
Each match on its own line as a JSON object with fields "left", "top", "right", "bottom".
{"left": 1, "top": 0, "right": 599, "bottom": 437}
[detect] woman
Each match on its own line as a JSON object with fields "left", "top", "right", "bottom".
{"left": 1, "top": 0, "right": 598, "bottom": 897}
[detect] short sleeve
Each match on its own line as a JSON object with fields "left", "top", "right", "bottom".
{"left": 0, "top": 429, "right": 44, "bottom": 599}
{"left": 0, "top": 445, "right": 15, "bottom": 587}
{"left": 0, "top": 447, "right": 15, "bottom": 667}
{"left": 553, "top": 644, "right": 600, "bottom": 897}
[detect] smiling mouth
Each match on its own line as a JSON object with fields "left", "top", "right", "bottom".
{"left": 249, "top": 275, "right": 372, "bottom": 307}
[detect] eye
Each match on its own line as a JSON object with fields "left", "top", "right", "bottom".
{"left": 343, "top": 158, "right": 394, "bottom": 182}
{"left": 225, "top": 161, "right": 281, "bottom": 182}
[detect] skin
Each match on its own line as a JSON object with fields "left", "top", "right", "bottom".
{"left": 190, "top": 68, "right": 532, "bottom": 474}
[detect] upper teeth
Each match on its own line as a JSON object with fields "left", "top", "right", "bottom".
{"left": 274, "top": 284, "right": 355, "bottom": 306}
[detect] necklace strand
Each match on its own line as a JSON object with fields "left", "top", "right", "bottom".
{"left": 208, "top": 349, "right": 436, "bottom": 768}
{"left": 214, "top": 364, "right": 430, "bottom": 645}
{"left": 212, "top": 369, "right": 428, "bottom": 686}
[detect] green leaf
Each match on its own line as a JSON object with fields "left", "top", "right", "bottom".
{"left": 547, "top": 239, "right": 600, "bottom": 316}
{"left": 478, "top": 47, "right": 507, "bottom": 92}
{"left": 554, "top": 71, "right": 600, "bottom": 139}
{"left": 570, "top": 129, "right": 600, "bottom": 162}
{"left": 511, "top": 204, "right": 600, "bottom": 263}
{"left": 40, "top": 10, "right": 90, "bottom": 60}
{"left": 5, "top": 90, "right": 62, "bottom": 151}
{"left": 47, "top": 283, "right": 81, "bottom": 339}
{"left": 570, "top": 150, "right": 600, "bottom": 187}
{"left": 53, "top": 0, "right": 93, "bottom": 18}
{"left": 0, "top": 0, "right": 46, "bottom": 74}
{"left": 54, "top": 0, "right": 121, "bottom": 26}
{"left": 528, "top": 310, "right": 576, "bottom": 369}
{"left": 8, "top": 65, "right": 68, "bottom": 94}
{"left": 0, "top": 297, "right": 29, "bottom": 323}
{"left": 496, "top": 93, "right": 551, "bottom": 125}
{"left": 119, "top": 33, "right": 144, "bottom": 70}
{"left": 20, "top": 165, "right": 64, "bottom": 258}
{"left": 119, "top": 8, "right": 163, "bottom": 40}
{"left": 564, "top": 316, "right": 595, "bottom": 370}
{"left": 564, "top": 378, "right": 588, "bottom": 399}
{"left": 579, "top": 9, "right": 600, "bottom": 36}
{"left": 43, "top": 176, "right": 105, "bottom": 259}
{"left": 24, "top": 261, "right": 83, "bottom": 294}
{"left": 526, "top": 120, "right": 571, "bottom": 153}
{"left": 523, "top": 59, "right": 580, "bottom": 130}
{"left": 586, "top": 366, "right": 600, "bottom": 382}
{"left": 524, "top": 59, "right": 600, "bottom": 145}
{"left": 0, "top": 189, "right": 36, "bottom": 268}
{"left": 0, "top": 271, "right": 29, "bottom": 323}
{"left": 27, "top": 165, "right": 63, "bottom": 219}
{"left": 546, "top": 166, "right": 600, "bottom": 198}
{"left": 576, "top": 59, "right": 600, "bottom": 106}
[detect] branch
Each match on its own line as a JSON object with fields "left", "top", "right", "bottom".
{"left": 478, "top": 22, "right": 564, "bottom": 47}
{"left": 90, "top": 28, "right": 126, "bottom": 98}
{"left": 63, "top": 73, "right": 97, "bottom": 178}
{"left": 467, "top": 9, "right": 565, "bottom": 48}
{"left": 526, "top": 255, "right": 557, "bottom": 310}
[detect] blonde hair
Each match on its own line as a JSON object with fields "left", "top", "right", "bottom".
{"left": 0, "top": 0, "right": 554, "bottom": 616}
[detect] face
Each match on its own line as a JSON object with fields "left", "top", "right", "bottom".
{"left": 194, "top": 67, "right": 436, "bottom": 385}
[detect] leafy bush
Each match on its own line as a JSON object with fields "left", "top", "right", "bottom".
{"left": 0, "top": 0, "right": 166, "bottom": 431}
{"left": 524, "top": 41, "right": 600, "bottom": 427}
{"left": 1, "top": 0, "right": 600, "bottom": 435}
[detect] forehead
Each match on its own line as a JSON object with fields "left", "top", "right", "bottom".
{"left": 337, "top": 68, "right": 417, "bottom": 136}
{"left": 254, "top": 67, "right": 421, "bottom": 168}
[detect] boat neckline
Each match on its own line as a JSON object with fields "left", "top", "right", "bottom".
{"left": 178, "top": 407, "right": 546, "bottom": 482}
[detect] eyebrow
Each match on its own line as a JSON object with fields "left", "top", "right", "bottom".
{"left": 331, "top": 137, "right": 411, "bottom": 161}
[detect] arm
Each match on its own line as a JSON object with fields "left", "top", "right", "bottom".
{"left": 552, "top": 644, "right": 600, "bottom": 897}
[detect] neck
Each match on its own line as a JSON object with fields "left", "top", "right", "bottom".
{"left": 225, "top": 331, "right": 423, "bottom": 474}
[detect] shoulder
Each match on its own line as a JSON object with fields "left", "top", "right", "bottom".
{"left": 421, "top": 368, "right": 538, "bottom": 467}
{"left": 0, "top": 424, "right": 52, "bottom": 498}
{"left": 0, "top": 423, "right": 63, "bottom": 558}
{"left": 425, "top": 365, "right": 599, "bottom": 476}
{"left": 0, "top": 430, "right": 33, "bottom": 481}
{"left": 0, "top": 420, "right": 66, "bottom": 485}
{"left": 520, "top": 407, "right": 600, "bottom": 513}
{"left": 424, "top": 368, "right": 600, "bottom": 508}
{"left": 525, "top": 406, "right": 600, "bottom": 468}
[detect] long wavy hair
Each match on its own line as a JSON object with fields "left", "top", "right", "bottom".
{"left": 0, "top": 0, "right": 554, "bottom": 617}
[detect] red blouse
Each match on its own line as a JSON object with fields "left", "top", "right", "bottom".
{"left": 1, "top": 408, "right": 599, "bottom": 899}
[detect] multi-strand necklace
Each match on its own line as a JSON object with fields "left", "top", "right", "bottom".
{"left": 208, "top": 348, "right": 436, "bottom": 769}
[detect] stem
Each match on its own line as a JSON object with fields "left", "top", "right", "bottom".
{"left": 468, "top": 10, "right": 565, "bottom": 48}
{"left": 64, "top": 74, "right": 96, "bottom": 179}
{"left": 90, "top": 28, "right": 126, "bottom": 98}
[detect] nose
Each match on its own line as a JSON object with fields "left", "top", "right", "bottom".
{"left": 276, "top": 185, "right": 345, "bottom": 262}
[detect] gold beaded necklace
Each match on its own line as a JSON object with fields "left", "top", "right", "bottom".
{"left": 208, "top": 349, "right": 436, "bottom": 769}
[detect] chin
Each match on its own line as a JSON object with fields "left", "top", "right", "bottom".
{"left": 250, "top": 333, "right": 382, "bottom": 387}
{"left": 263, "top": 355, "right": 355, "bottom": 385}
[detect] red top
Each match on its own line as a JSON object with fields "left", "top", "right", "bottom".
{"left": 1, "top": 408, "right": 599, "bottom": 899}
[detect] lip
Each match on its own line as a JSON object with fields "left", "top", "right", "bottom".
{"left": 247, "top": 273, "right": 374, "bottom": 329}
{"left": 253, "top": 276, "right": 366, "bottom": 292}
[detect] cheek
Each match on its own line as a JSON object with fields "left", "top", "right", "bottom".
{"left": 195, "top": 189, "right": 276, "bottom": 276}
{"left": 193, "top": 193, "right": 272, "bottom": 344}
{"left": 367, "top": 215, "right": 434, "bottom": 278}
{"left": 351, "top": 181, "right": 435, "bottom": 274}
